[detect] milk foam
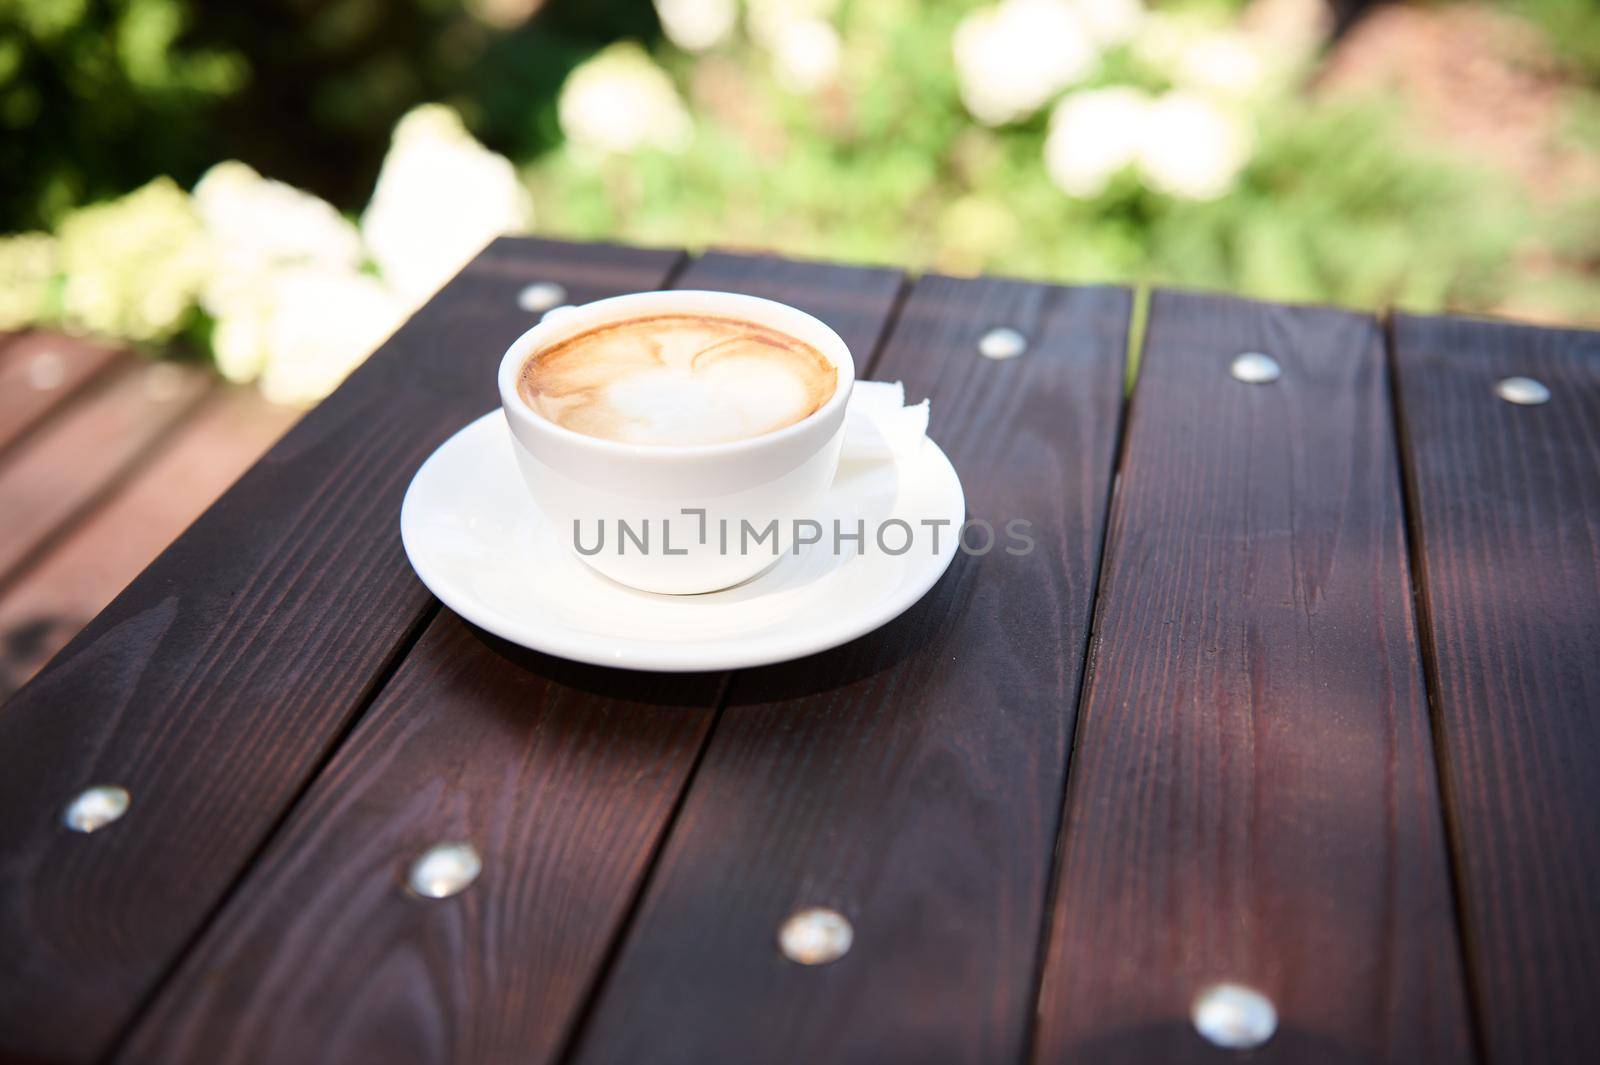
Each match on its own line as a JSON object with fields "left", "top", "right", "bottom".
{"left": 519, "top": 314, "right": 836, "bottom": 445}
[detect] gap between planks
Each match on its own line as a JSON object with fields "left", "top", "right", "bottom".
{"left": 1018, "top": 284, "right": 1142, "bottom": 1065}
{"left": 1385, "top": 310, "right": 1519, "bottom": 1065}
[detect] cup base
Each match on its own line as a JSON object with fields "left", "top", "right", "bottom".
{"left": 573, "top": 550, "right": 787, "bottom": 596}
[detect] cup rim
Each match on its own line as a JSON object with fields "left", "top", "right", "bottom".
{"left": 497, "top": 289, "right": 856, "bottom": 460}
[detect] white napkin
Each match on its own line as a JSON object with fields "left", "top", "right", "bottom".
{"left": 841, "top": 380, "right": 929, "bottom": 463}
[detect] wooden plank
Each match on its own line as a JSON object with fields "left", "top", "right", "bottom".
{"left": 689, "top": 248, "right": 910, "bottom": 357}
{"left": 0, "top": 387, "right": 300, "bottom": 698}
{"left": 1392, "top": 313, "right": 1600, "bottom": 1065}
{"left": 1033, "top": 292, "right": 1472, "bottom": 1064}
{"left": 571, "top": 275, "right": 1129, "bottom": 1065}
{"left": 0, "top": 331, "right": 127, "bottom": 456}
{"left": 119, "top": 616, "right": 724, "bottom": 1065}
{"left": 0, "top": 359, "right": 211, "bottom": 585}
{"left": 116, "top": 252, "right": 908, "bottom": 1065}
{"left": 0, "top": 238, "right": 682, "bottom": 1065}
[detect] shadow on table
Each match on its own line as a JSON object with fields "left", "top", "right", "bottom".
{"left": 464, "top": 623, "right": 726, "bottom": 709}
{"left": 1051, "top": 1020, "right": 1376, "bottom": 1065}
{"left": 456, "top": 544, "right": 976, "bottom": 710}
{"left": 726, "top": 548, "right": 981, "bottom": 706}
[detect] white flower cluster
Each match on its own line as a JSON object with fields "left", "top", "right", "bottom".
{"left": 953, "top": 0, "right": 1268, "bottom": 201}
{"left": 1045, "top": 88, "right": 1253, "bottom": 201}
{"left": 193, "top": 162, "right": 396, "bottom": 404}
{"left": 1076, "top": 0, "right": 1143, "bottom": 46}
{"left": 56, "top": 178, "right": 210, "bottom": 343}
{"left": 1174, "top": 31, "right": 1269, "bottom": 99}
{"left": 4, "top": 103, "right": 530, "bottom": 407}
{"left": 362, "top": 104, "right": 534, "bottom": 306}
{"left": 654, "top": 0, "right": 738, "bottom": 52}
{"left": 195, "top": 105, "right": 531, "bottom": 405}
{"left": 748, "top": 0, "right": 842, "bottom": 93}
{"left": 559, "top": 43, "right": 694, "bottom": 155}
{"left": 241, "top": 267, "right": 403, "bottom": 407}
{"left": 651, "top": 0, "right": 842, "bottom": 94}
{"left": 1131, "top": 14, "right": 1271, "bottom": 100}
{"left": 0, "top": 232, "right": 57, "bottom": 331}
{"left": 953, "top": 0, "right": 1144, "bottom": 127}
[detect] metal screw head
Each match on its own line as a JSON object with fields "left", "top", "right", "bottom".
{"left": 1230, "top": 352, "right": 1281, "bottom": 384}
{"left": 63, "top": 786, "right": 131, "bottom": 833}
{"left": 778, "top": 907, "right": 853, "bottom": 965}
{"left": 978, "top": 327, "right": 1028, "bottom": 360}
{"left": 407, "top": 842, "right": 482, "bottom": 899}
{"left": 1494, "top": 376, "right": 1550, "bottom": 406}
{"left": 1192, "top": 983, "right": 1277, "bottom": 1050}
{"left": 517, "top": 282, "right": 568, "bottom": 314}
{"left": 27, "top": 350, "right": 66, "bottom": 391}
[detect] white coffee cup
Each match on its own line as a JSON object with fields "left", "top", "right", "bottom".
{"left": 497, "top": 290, "right": 856, "bottom": 594}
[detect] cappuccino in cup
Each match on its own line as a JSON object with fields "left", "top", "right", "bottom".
{"left": 517, "top": 314, "right": 837, "bottom": 446}
{"left": 498, "top": 290, "right": 855, "bottom": 594}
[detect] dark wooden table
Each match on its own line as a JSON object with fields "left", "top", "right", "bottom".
{"left": 1, "top": 238, "right": 1596, "bottom": 1065}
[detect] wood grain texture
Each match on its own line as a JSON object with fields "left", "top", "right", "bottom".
{"left": 1393, "top": 313, "right": 1600, "bottom": 1065}
{"left": 0, "top": 360, "right": 210, "bottom": 584}
{"left": 116, "top": 251, "right": 907, "bottom": 1065}
{"left": 118, "top": 617, "right": 722, "bottom": 1065}
{"left": 0, "top": 387, "right": 299, "bottom": 698}
{"left": 0, "top": 238, "right": 681, "bottom": 1065}
{"left": 1033, "top": 292, "right": 1472, "bottom": 1065}
{"left": 687, "top": 248, "right": 908, "bottom": 359}
{"left": 571, "top": 275, "right": 1128, "bottom": 1065}
{"left": 0, "top": 332, "right": 126, "bottom": 456}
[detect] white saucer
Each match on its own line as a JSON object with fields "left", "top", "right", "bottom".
{"left": 400, "top": 412, "right": 965, "bottom": 672}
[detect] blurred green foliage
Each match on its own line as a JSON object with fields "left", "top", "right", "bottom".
{"left": 1, "top": 0, "right": 244, "bottom": 227}
{"left": 1, "top": 0, "right": 1595, "bottom": 329}
{"left": 527, "top": 0, "right": 1539, "bottom": 316}
{"left": 1510, "top": 0, "right": 1600, "bottom": 84}
{"left": 0, "top": 0, "right": 654, "bottom": 229}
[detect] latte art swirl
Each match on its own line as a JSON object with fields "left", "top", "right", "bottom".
{"left": 518, "top": 314, "right": 837, "bottom": 446}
